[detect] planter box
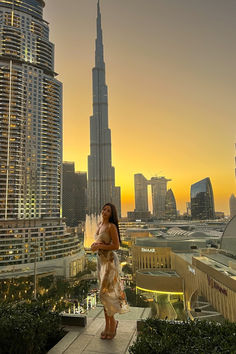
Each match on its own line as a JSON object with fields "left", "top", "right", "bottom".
{"left": 60, "top": 313, "right": 87, "bottom": 327}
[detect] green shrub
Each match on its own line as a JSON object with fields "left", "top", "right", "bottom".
{"left": 129, "top": 318, "right": 236, "bottom": 354}
{"left": 0, "top": 301, "right": 66, "bottom": 354}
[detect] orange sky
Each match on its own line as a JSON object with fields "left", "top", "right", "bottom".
{"left": 45, "top": 0, "right": 236, "bottom": 216}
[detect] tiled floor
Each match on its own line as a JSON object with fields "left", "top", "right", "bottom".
{"left": 48, "top": 306, "right": 150, "bottom": 354}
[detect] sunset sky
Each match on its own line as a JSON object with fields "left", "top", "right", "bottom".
{"left": 44, "top": 0, "right": 236, "bottom": 216}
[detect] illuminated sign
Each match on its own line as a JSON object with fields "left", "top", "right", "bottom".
{"left": 207, "top": 275, "right": 227, "bottom": 296}
{"left": 141, "top": 248, "right": 155, "bottom": 253}
{"left": 136, "top": 286, "right": 183, "bottom": 295}
{"left": 188, "top": 265, "right": 196, "bottom": 275}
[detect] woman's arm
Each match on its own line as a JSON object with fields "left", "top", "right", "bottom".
{"left": 90, "top": 222, "right": 102, "bottom": 249}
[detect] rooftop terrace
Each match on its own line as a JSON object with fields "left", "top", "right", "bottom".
{"left": 48, "top": 306, "right": 150, "bottom": 354}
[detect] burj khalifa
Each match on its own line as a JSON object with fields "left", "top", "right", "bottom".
{"left": 87, "top": 0, "right": 121, "bottom": 216}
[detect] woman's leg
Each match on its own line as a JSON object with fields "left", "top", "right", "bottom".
{"left": 106, "top": 315, "right": 118, "bottom": 339}
{"left": 104, "top": 308, "right": 110, "bottom": 332}
{"left": 101, "top": 308, "right": 110, "bottom": 338}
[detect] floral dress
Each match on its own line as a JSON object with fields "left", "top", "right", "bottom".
{"left": 96, "top": 231, "right": 130, "bottom": 316}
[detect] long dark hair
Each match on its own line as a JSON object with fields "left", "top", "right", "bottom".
{"left": 102, "top": 203, "right": 121, "bottom": 244}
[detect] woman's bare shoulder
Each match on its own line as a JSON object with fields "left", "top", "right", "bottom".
{"left": 108, "top": 223, "right": 117, "bottom": 232}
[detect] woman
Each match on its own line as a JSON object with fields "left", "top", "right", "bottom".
{"left": 91, "top": 203, "right": 129, "bottom": 340}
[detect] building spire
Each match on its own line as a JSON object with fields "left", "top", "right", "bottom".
{"left": 95, "top": 0, "right": 104, "bottom": 69}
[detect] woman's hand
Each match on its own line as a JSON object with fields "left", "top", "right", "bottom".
{"left": 91, "top": 242, "right": 103, "bottom": 252}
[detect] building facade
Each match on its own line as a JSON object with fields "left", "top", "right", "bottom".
{"left": 62, "top": 162, "right": 87, "bottom": 226}
{"left": 62, "top": 162, "right": 75, "bottom": 226}
{"left": 0, "top": 0, "right": 84, "bottom": 279}
{"left": 132, "top": 244, "right": 172, "bottom": 273}
{"left": 190, "top": 177, "right": 215, "bottom": 220}
{"left": 132, "top": 236, "right": 236, "bottom": 322}
{"left": 87, "top": 1, "right": 121, "bottom": 216}
{"left": 0, "top": 0, "right": 62, "bottom": 220}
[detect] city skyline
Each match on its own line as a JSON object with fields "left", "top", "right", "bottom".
{"left": 44, "top": 0, "right": 236, "bottom": 216}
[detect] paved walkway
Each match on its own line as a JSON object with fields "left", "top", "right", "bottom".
{"left": 48, "top": 306, "right": 150, "bottom": 354}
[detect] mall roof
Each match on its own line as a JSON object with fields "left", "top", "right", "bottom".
{"left": 205, "top": 253, "right": 235, "bottom": 266}
{"left": 193, "top": 255, "right": 236, "bottom": 279}
{"left": 175, "top": 252, "right": 198, "bottom": 264}
{"left": 137, "top": 270, "right": 180, "bottom": 277}
{"left": 135, "top": 237, "right": 209, "bottom": 251}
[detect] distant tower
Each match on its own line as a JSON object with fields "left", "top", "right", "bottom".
{"left": 165, "top": 189, "right": 177, "bottom": 220}
{"left": 74, "top": 171, "right": 87, "bottom": 222}
{"left": 150, "top": 177, "right": 171, "bottom": 219}
{"left": 133, "top": 174, "right": 172, "bottom": 219}
{"left": 229, "top": 194, "right": 236, "bottom": 219}
{"left": 186, "top": 202, "right": 191, "bottom": 216}
{"left": 190, "top": 177, "right": 215, "bottom": 220}
{"left": 87, "top": 0, "right": 121, "bottom": 216}
{"left": 62, "top": 163, "right": 87, "bottom": 226}
{"left": 134, "top": 174, "right": 148, "bottom": 212}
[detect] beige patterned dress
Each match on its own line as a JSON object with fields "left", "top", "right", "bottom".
{"left": 96, "top": 231, "right": 129, "bottom": 316}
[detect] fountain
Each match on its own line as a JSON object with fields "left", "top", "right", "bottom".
{"left": 84, "top": 214, "right": 101, "bottom": 249}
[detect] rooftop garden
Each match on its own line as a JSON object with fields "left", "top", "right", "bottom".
{"left": 129, "top": 318, "right": 236, "bottom": 353}
{"left": 0, "top": 301, "right": 66, "bottom": 354}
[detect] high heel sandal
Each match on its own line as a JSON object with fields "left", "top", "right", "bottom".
{"left": 106, "top": 320, "right": 119, "bottom": 340}
{"left": 100, "top": 330, "right": 107, "bottom": 339}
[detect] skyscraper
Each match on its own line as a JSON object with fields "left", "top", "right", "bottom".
{"left": 229, "top": 194, "right": 236, "bottom": 219}
{"left": 87, "top": 0, "right": 121, "bottom": 216}
{"left": 133, "top": 174, "right": 171, "bottom": 219}
{"left": 0, "top": 0, "right": 84, "bottom": 278}
{"left": 0, "top": 0, "right": 62, "bottom": 220}
{"left": 165, "top": 189, "right": 177, "bottom": 220}
{"left": 150, "top": 177, "right": 171, "bottom": 219}
{"left": 190, "top": 177, "right": 215, "bottom": 220}
{"left": 134, "top": 174, "right": 148, "bottom": 212}
{"left": 74, "top": 171, "right": 87, "bottom": 223}
{"left": 62, "top": 162, "right": 87, "bottom": 226}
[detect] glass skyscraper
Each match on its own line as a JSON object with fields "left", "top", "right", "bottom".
{"left": 0, "top": 0, "right": 84, "bottom": 278}
{"left": 165, "top": 189, "right": 177, "bottom": 220}
{"left": 190, "top": 177, "right": 215, "bottom": 220}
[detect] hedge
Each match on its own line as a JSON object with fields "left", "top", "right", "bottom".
{"left": 129, "top": 318, "right": 236, "bottom": 354}
{"left": 0, "top": 301, "right": 66, "bottom": 354}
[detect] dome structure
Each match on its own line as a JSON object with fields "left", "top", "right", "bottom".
{"left": 220, "top": 215, "right": 236, "bottom": 255}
